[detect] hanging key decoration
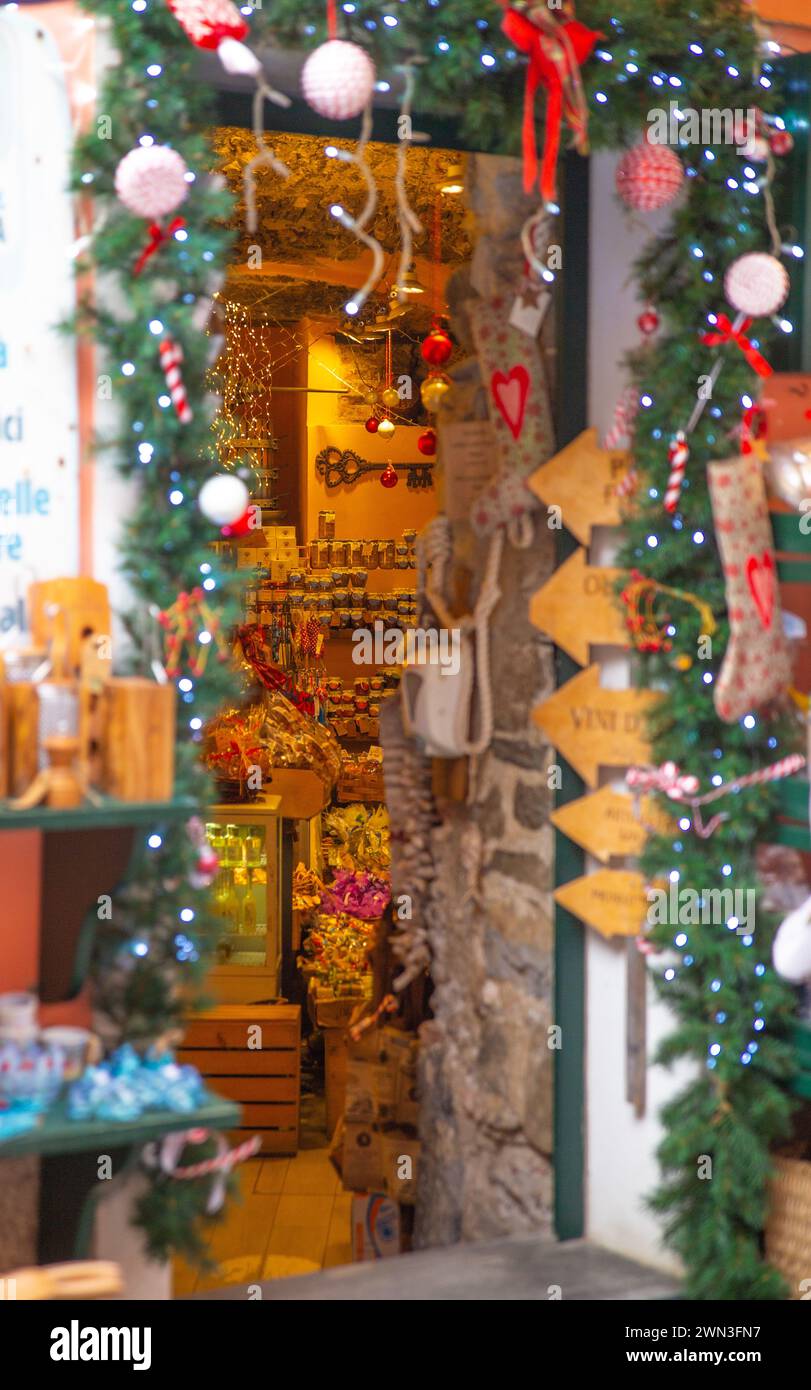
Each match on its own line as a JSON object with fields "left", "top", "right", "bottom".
{"left": 315, "top": 447, "right": 434, "bottom": 490}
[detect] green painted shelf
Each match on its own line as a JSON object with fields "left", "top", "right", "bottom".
{"left": 0, "top": 1089, "right": 240, "bottom": 1159}
{"left": 0, "top": 795, "right": 197, "bottom": 834}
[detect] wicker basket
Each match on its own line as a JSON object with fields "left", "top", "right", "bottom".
{"left": 765, "top": 1152, "right": 811, "bottom": 1299}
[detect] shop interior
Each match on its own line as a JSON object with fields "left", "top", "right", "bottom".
{"left": 167, "top": 131, "right": 465, "bottom": 1289}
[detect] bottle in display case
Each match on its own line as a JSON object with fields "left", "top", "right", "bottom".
{"left": 205, "top": 806, "right": 282, "bottom": 1002}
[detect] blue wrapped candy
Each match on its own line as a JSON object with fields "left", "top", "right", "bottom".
{"left": 67, "top": 1048, "right": 205, "bottom": 1123}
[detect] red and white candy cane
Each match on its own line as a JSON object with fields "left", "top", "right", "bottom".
{"left": 627, "top": 752, "right": 806, "bottom": 840}
{"left": 604, "top": 385, "right": 638, "bottom": 450}
{"left": 664, "top": 431, "right": 689, "bottom": 514}
{"left": 159, "top": 337, "right": 192, "bottom": 423}
{"left": 144, "top": 1128, "right": 261, "bottom": 1214}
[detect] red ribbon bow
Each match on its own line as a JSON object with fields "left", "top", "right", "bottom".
{"left": 133, "top": 216, "right": 186, "bottom": 276}
{"left": 700, "top": 313, "right": 772, "bottom": 378}
{"left": 499, "top": 3, "right": 601, "bottom": 203}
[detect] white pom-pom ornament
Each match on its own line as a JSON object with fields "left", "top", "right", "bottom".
{"left": 301, "top": 40, "right": 376, "bottom": 122}
{"left": 115, "top": 145, "right": 189, "bottom": 220}
{"left": 724, "top": 252, "right": 789, "bottom": 319}
{"left": 199, "top": 473, "right": 250, "bottom": 527}
{"left": 615, "top": 141, "right": 684, "bottom": 211}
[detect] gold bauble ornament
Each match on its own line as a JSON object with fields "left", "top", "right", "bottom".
{"left": 377, "top": 417, "right": 396, "bottom": 439}
{"left": 672, "top": 653, "right": 693, "bottom": 672}
{"left": 380, "top": 386, "right": 400, "bottom": 409}
{"left": 420, "top": 373, "right": 452, "bottom": 413}
{"left": 363, "top": 390, "right": 378, "bottom": 406}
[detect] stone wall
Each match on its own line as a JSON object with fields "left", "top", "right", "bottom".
{"left": 415, "top": 156, "right": 559, "bottom": 1245}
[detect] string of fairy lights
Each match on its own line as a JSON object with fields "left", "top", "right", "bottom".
{"left": 580, "top": 22, "right": 803, "bottom": 1070}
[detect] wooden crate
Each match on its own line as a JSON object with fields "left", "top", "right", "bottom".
{"left": 179, "top": 1004, "right": 300, "bottom": 1155}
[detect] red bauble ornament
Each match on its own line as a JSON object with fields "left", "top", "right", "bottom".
{"left": 365, "top": 415, "right": 380, "bottom": 433}
{"left": 616, "top": 141, "right": 684, "bottom": 211}
{"left": 220, "top": 506, "right": 254, "bottom": 539}
{"left": 380, "top": 463, "right": 399, "bottom": 489}
{"left": 420, "top": 327, "right": 453, "bottom": 368}
{"left": 769, "top": 128, "right": 794, "bottom": 157}
{"left": 637, "top": 306, "right": 659, "bottom": 336}
{"left": 417, "top": 428, "right": 437, "bottom": 456}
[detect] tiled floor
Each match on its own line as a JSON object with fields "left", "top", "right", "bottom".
{"left": 172, "top": 1148, "right": 353, "bottom": 1296}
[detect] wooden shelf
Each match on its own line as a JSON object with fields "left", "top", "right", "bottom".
{"left": 0, "top": 1088, "right": 240, "bottom": 1160}
{"left": 0, "top": 794, "right": 197, "bottom": 833}
{"left": 211, "top": 773, "right": 330, "bottom": 822}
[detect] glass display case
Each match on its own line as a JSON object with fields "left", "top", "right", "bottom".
{"left": 206, "top": 796, "right": 283, "bottom": 1004}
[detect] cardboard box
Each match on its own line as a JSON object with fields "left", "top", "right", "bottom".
{"left": 351, "top": 1193, "right": 400, "bottom": 1261}
{"left": 345, "top": 1031, "right": 399, "bottom": 1124}
{"left": 395, "top": 1056, "right": 419, "bottom": 1127}
{"left": 382, "top": 1132, "right": 420, "bottom": 1205}
{"left": 342, "top": 1122, "right": 384, "bottom": 1192}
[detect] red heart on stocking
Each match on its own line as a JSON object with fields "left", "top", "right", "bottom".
{"left": 491, "top": 365, "right": 530, "bottom": 440}
{"left": 745, "top": 552, "right": 776, "bottom": 629}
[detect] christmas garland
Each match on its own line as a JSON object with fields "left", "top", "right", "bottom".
{"left": 68, "top": 0, "right": 801, "bottom": 1292}
{"left": 257, "top": 0, "right": 801, "bottom": 1298}
{"left": 70, "top": 0, "right": 247, "bottom": 1260}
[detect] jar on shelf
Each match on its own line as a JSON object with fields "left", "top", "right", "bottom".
{"left": 350, "top": 568, "right": 368, "bottom": 590}
{"left": 402, "top": 528, "right": 417, "bottom": 547}
{"left": 331, "top": 567, "right": 350, "bottom": 586}
{"left": 365, "top": 541, "right": 380, "bottom": 570}
{"left": 381, "top": 540, "right": 396, "bottom": 569}
{"left": 318, "top": 510, "right": 336, "bottom": 540}
{"left": 351, "top": 539, "right": 365, "bottom": 565}
{"left": 330, "top": 539, "right": 350, "bottom": 566}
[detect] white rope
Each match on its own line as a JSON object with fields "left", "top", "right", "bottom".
{"left": 326, "top": 102, "right": 385, "bottom": 315}
{"left": 244, "top": 79, "right": 291, "bottom": 235}
{"left": 465, "top": 527, "right": 504, "bottom": 758}
{"left": 394, "top": 65, "right": 424, "bottom": 301}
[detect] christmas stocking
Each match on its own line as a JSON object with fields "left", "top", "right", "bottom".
{"left": 708, "top": 453, "right": 792, "bottom": 722}
{"left": 464, "top": 295, "right": 554, "bottom": 538}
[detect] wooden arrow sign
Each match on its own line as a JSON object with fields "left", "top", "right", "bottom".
{"left": 554, "top": 869, "right": 649, "bottom": 939}
{"left": 530, "top": 547, "right": 627, "bottom": 665}
{"left": 534, "top": 664, "right": 658, "bottom": 786}
{"left": 528, "top": 428, "right": 631, "bottom": 544}
{"left": 551, "top": 785, "right": 673, "bottom": 863}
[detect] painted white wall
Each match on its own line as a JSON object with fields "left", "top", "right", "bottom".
{"left": 584, "top": 152, "right": 692, "bottom": 1274}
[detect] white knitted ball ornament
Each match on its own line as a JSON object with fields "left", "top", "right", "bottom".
{"left": 115, "top": 145, "right": 189, "bottom": 220}
{"left": 724, "top": 252, "right": 789, "bottom": 318}
{"left": 301, "top": 39, "right": 376, "bottom": 122}
{"left": 199, "top": 473, "right": 250, "bottom": 527}
{"left": 615, "top": 141, "right": 684, "bottom": 211}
